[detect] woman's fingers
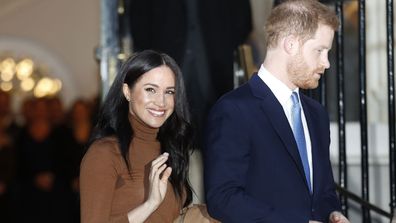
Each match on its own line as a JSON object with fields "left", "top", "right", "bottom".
{"left": 149, "top": 153, "right": 170, "bottom": 181}
{"left": 155, "top": 163, "right": 168, "bottom": 179}
{"left": 160, "top": 167, "right": 172, "bottom": 183}
{"left": 151, "top": 152, "right": 169, "bottom": 167}
{"left": 145, "top": 153, "right": 172, "bottom": 209}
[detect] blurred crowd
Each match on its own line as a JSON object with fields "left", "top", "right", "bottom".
{"left": 0, "top": 90, "right": 97, "bottom": 223}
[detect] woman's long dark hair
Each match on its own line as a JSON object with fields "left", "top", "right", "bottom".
{"left": 89, "top": 50, "right": 194, "bottom": 207}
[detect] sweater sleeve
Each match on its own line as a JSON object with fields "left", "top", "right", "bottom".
{"left": 80, "top": 139, "right": 129, "bottom": 223}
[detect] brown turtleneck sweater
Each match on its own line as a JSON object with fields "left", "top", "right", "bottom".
{"left": 80, "top": 115, "right": 181, "bottom": 223}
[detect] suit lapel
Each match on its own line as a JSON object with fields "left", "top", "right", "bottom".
{"left": 248, "top": 75, "right": 308, "bottom": 188}
{"left": 301, "top": 96, "right": 322, "bottom": 196}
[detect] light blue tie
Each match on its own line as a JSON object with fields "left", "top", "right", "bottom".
{"left": 291, "top": 92, "right": 312, "bottom": 193}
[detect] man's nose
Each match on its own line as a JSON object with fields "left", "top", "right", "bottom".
{"left": 322, "top": 56, "right": 330, "bottom": 69}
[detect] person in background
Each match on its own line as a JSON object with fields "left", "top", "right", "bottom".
{"left": 67, "top": 99, "right": 93, "bottom": 222}
{"left": 0, "top": 90, "right": 18, "bottom": 223}
{"left": 17, "top": 98, "right": 59, "bottom": 223}
{"left": 203, "top": 0, "right": 349, "bottom": 222}
{"left": 80, "top": 50, "right": 195, "bottom": 222}
{"left": 48, "top": 96, "right": 82, "bottom": 222}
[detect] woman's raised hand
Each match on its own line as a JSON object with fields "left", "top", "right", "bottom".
{"left": 146, "top": 152, "right": 172, "bottom": 209}
{"left": 126, "top": 152, "right": 173, "bottom": 222}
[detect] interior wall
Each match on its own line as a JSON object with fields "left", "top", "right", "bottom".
{"left": 0, "top": 0, "right": 100, "bottom": 108}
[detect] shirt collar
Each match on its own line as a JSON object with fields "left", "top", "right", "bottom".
{"left": 257, "top": 64, "right": 299, "bottom": 106}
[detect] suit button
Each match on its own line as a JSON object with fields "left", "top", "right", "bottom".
{"left": 311, "top": 208, "right": 315, "bottom": 212}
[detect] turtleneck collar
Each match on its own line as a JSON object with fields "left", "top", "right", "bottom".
{"left": 129, "top": 114, "right": 159, "bottom": 142}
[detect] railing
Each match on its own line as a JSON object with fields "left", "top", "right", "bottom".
{"left": 317, "top": 0, "right": 395, "bottom": 222}
{"left": 333, "top": 0, "right": 395, "bottom": 222}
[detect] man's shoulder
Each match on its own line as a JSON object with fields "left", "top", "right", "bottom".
{"left": 208, "top": 83, "right": 257, "bottom": 119}
{"left": 219, "top": 81, "right": 254, "bottom": 101}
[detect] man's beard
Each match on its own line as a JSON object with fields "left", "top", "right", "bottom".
{"left": 287, "top": 52, "right": 323, "bottom": 90}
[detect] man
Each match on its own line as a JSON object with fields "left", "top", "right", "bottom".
{"left": 203, "top": 0, "right": 349, "bottom": 222}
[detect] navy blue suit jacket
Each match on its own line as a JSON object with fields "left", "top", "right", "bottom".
{"left": 204, "top": 74, "right": 341, "bottom": 223}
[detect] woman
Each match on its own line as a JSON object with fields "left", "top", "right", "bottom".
{"left": 80, "top": 50, "right": 194, "bottom": 223}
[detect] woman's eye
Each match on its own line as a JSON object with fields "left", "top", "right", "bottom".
{"left": 166, "top": 90, "right": 175, "bottom": 95}
{"left": 145, "top": 88, "right": 156, "bottom": 93}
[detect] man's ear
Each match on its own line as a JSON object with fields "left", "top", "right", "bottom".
{"left": 122, "top": 83, "right": 131, "bottom": 101}
{"left": 283, "top": 35, "right": 299, "bottom": 55}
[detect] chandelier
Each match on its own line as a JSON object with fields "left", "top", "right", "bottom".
{"left": 0, "top": 55, "right": 62, "bottom": 97}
